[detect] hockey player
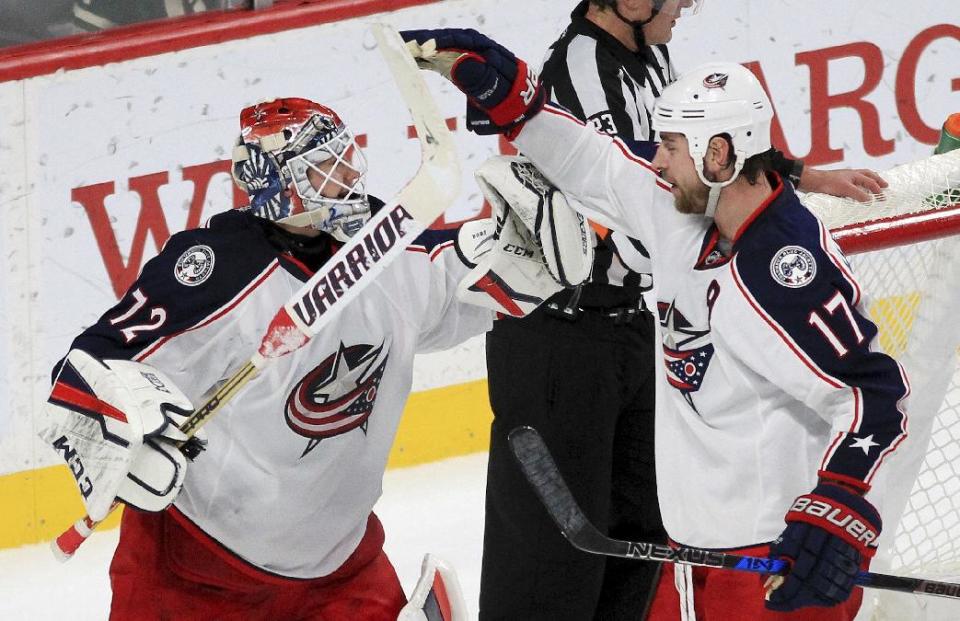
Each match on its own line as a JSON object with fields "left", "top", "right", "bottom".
{"left": 481, "top": 3, "right": 890, "bottom": 619}
{"left": 401, "top": 29, "right": 910, "bottom": 620}
{"left": 487, "top": 3, "right": 749, "bottom": 618}
{"left": 37, "top": 97, "right": 582, "bottom": 620}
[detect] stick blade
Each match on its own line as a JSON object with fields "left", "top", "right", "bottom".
{"left": 268, "top": 24, "right": 461, "bottom": 349}
{"left": 508, "top": 426, "right": 594, "bottom": 543}
{"left": 508, "top": 428, "right": 793, "bottom": 573}
{"left": 509, "top": 426, "right": 634, "bottom": 557}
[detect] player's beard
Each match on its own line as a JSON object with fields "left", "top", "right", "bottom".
{"left": 672, "top": 180, "right": 710, "bottom": 215}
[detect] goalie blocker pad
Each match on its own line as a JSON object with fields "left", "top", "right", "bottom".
{"left": 475, "top": 155, "right": 593, "bottom": 287}
{"left": 397, "top": 554, "right": 468, "bottom": 621}
{"left": 38, "top": 350, "right": 194, "bottom": 521}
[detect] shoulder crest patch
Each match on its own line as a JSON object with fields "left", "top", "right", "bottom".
{"left": 175, "top": 245, "right": 215, "bottom": 286}
{"left": 770, "top": 246, "right": 816, "bottom": 288}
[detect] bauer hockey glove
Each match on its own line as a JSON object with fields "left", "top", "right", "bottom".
{"left": 401, "top": 28, "right": 546, "bottom": 137}
{"left": 766, "top": 481, "right": 881, "bottom": 612}
{"left": 38, "top": 350, "right": 196, "bottom": 520}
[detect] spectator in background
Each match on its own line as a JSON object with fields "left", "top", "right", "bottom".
{"left": 71, "top": 0, "right": 260, "bottom": 33}
{"left": 0, "top": 0, "right": 269, "bottom": 48}
{"left": 0, "top": 0, "right": 75, "bottom": 47}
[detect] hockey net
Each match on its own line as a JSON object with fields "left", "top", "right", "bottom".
{"left": 801, "top": 149, "right": 960, "bottom": 620}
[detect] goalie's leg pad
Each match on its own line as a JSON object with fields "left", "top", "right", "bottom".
{"left": 397, "top": 554, "right": 468, "bottom": 621}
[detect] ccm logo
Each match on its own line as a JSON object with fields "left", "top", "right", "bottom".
{"left": 502, "top": 244, "right": 535, "bottom": 259}
{"left": 789, "top": 497, "right": 878, "bottom": 547}
{"left": 52, "top": 436, "right": 94, "bottom": 499}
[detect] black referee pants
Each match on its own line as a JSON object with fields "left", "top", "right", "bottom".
{"left": 479, "top": 304, "right": 665, "bottom": 620}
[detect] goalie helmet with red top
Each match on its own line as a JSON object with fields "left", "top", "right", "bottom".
{"left": 231, "top": 98, "right": 370, "bottom": 242}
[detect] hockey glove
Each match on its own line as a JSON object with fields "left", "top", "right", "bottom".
{"left": 455, "top": 218, "right": 496, "bottom": 269}
{"left": 401, "top": 28, "right": 546, "bottom": 137}
{"left": 38, "top": 350, "right": 195, "bottom": 520}
{"left": 456, "top": 210, "right": 562, "bottom": 318}
{"left": 766, "top": 481, "right": 881, "bottom": 611}
{"left": 475, "top": 155, "right": 593, "bottom": 288}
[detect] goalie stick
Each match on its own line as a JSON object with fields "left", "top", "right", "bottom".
{"left": 508, "top": 425, "right": 960, "bottom": 601}
{"left": 52, "top": 24, "right": 461, "bottom": 560}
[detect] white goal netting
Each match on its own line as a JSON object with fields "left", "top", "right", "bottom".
{"left": 802, "top": 149, "right": 960, "bottom": 620}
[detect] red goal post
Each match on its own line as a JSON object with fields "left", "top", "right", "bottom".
{"left": 803, "top": 148, "right": 960, "bottom": 618}
{"left": 808, "top": 150, "right": 960, "bottom": 255}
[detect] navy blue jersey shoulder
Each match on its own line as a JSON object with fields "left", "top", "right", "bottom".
{"left": 410, "top": 227, "right": 457, "bottom": 254}
{"left": 619, "top": 138, "right": 658, "bottom": 161}
{"left": 732, "top": 184, "right": 907, "bottom": 484}
{"left": 732, "top": 182, "right": 859, "bottom": 347}
{"left": 71, "top": 210, "right": 280, "bottom": 361}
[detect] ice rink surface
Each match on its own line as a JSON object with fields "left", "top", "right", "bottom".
{"left": 0, "top": 453, "right": 488, "bottom": 620}
{"left": 5, "top": 451, "right": 960, "bottom": 620}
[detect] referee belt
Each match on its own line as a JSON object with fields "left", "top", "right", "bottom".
{"left": 544, "top": 286, "right": 647, "bottom": 325}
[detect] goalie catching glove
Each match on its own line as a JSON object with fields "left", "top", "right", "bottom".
{"left": 478, "top": 156, "right": 593, "bottom": 288}
{"left": 38, "top": 350, "right": 196, "bottom": 521}
{"left": 456, "top": 156, "right": 593, "bottom": 317}
{"left": 766, "top": 480, "right": 881, "bottom": 611}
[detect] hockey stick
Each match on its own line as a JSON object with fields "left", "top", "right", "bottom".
{"left": 508, "top": 425, "right": 960, "bottom": 601}
{"left": 52, "top": 24, "right": 460, "bottom": 560}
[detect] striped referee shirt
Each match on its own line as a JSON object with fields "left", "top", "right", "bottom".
{"left": 540, "top": 0, "right": 676, "bottom": 290}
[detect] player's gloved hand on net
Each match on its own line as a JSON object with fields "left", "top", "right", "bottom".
{"left": 765, "top": 480, "right": 881, "bottom": 611}
{"left": 400, "top": 28, "right": 546, "bottom": 137}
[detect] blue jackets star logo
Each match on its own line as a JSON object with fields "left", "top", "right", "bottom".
{"left": 658, "top": 300, "right": 715, "bottom": 413}
{"left": 285, "top": 340, "right": 390, "bottom": 457}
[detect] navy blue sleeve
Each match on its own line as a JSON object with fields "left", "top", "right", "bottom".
{"left": 619, "top": 138, "right": 658, "bottom": 162}
{"left": 69, "top": 211, "right": 278, "bottom": 362}
{"left": 733, "top": 212, "right": 908, "bottom": 489}
{"left": 409, "top": 227, "right": 459, "bottom": 256}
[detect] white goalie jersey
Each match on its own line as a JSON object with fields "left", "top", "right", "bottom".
{"left": 513, "top": 107, "right": 910, "bottom": 550}
{"left": 59, "top": 207, "right": 492, "bottom": 578}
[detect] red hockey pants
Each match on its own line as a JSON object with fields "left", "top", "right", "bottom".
{"left": 109, "top": 508, "right": 406, "bottom": 621}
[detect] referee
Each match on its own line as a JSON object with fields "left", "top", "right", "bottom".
{"left": 479, "top": 1, "right": 690, "bottom": 619}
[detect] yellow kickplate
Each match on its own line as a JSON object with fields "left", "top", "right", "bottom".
{"left": 1, "top": 379, "right": 492, "bottom": 549}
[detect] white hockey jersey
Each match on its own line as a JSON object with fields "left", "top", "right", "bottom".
{"left": 65, "top": 207, "right": 492, "bottom": 578}
{"left": 514, "top": 107, "right": 910, "bottom": 549}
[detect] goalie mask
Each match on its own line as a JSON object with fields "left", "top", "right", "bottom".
{"left": 232, "top": 98, "right": 370, "bottom": 242}
{"left": 652, "top": 62, "right": 773, "bottom": 218}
